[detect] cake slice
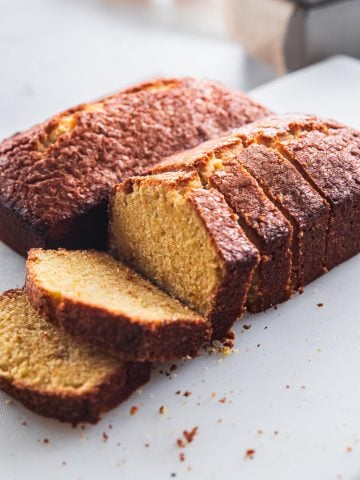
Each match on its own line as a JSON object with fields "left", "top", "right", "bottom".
{"left": 0, "top": 289, "right": 150, "bottom": 425}
{"left": 231, "top": 142, "right": 329, "bottom": 289}
{"left": 150, "top": 139, "right": 293, "bottom": 313}
{"left": 25, "top": 249, "right": 209, "bottom": 362}
{"left": 109, "top": 170, "right": 259, "bottom": 339}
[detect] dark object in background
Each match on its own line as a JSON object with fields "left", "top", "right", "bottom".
{"left": 224, "top": 0, "right": 360, "bottom": 73}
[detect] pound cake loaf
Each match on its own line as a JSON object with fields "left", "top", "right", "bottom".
{"left": 0, "top": 77, "right": 270, "bottom": 256}
{"left": 0, "top": 289, "right": 150, "bottom": 424}
{"left": 109, "top": 170, "right": 259, "bottom": 340}
{"left": 143, "top": 113, "right": 359, "bottom": 313}
{"left": 150, "top": 138, "right": 293, "bottom": 313}
{"left": 26, "top": 249, "right": 210, "bottom": 361}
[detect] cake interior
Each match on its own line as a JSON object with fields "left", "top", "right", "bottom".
{"left": 28, "top": 249, "right": 201, "bottom": 323}
{"left": 0, "top": 290, "right": 121, "bottom": 394}
{"left": 110, "top": 172, "right": 225, "bottom": 317}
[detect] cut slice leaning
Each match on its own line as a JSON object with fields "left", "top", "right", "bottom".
{"left": 25, "top": 249, "right": 209, "bottom": 362}
{"left": 0, "top": 289, "right": 150, "bottom": 424}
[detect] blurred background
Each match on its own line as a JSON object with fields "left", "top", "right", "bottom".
{"left": 1, "top": 0, "right": 359, "bottom": 137}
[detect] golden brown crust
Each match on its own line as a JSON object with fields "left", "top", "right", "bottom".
{"left": 235, "top": 113, "right": 360, "bottom": 270}
{"left": 0, "top": 78, "right": 270, "bottom": 256}
{"left": 25, "top": 251, "right": 210, "bottom": 362}
{"left": 0, "top": 289, "right": 151, "bottom": 425}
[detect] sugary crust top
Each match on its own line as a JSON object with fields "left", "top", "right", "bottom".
{"left": 0, "top": 78, "right": 270, "bottom": 237}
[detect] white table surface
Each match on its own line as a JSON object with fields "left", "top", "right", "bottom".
{"left": 1, "top": 51, "right": 360, "bottom": 480}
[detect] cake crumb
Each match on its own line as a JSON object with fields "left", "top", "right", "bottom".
{"left": 175, "top": 390, "right": 181, "bottom": 395}
{"left": 183, "top": 427, "right": 198, "bottom": 443}
{"left": 219, "top": 397, "right": 227, "bottom": 404}
{"left": 274, "top": 430, "right": 279, "bottom": 435}
{"left": 243, "top": 324, "right": 251, "bottom": 330}
{"left": 145, "top": 443, "right": 150, "bottom": 448}
{"left": 179, "top": 453, "right": 185, "bottom": 462}
{"left": 159, "top": 405, "right": 168, "bottom": 415}
{"left": 245, "top": 449, "right": 255, "bottom": 459}
{"left": 257, "top": 430, "right": 263, "bottom": 435}
{"left": 176, "top": 438, "right": 185, "bottom": 448}
{"left": 130, "top": 405, "right": 139, "bottom": 416}
{"left": 43, "top": 438, "right": 49, "bottom": 445}
{"left": 183, "top": 391, "right": 192, "bottom": 397}
{"left": 317, "top": 303, "right": 324, "bottom": 307}
{"left": 346, "top": 446, "right": 353, "bottom": 452}
{"left": 102, "top": 432, "right": 109, "bottom": 443}
{"left": 22, "top": 421, "right": 27, "bottom": 427}
{"left": 211, "top": 392, "right": 217, "bottom": 398}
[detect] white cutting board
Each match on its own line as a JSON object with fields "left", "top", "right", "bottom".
{"left": 1, "top": 56, "right": 360, "bottom": 480}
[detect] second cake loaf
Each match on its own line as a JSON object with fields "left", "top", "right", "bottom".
{"left": 0, "top": 78, "right": 270, "bottom": 256}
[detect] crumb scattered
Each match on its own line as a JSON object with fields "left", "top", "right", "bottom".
{"left": 179, "top": 453, "right": 185, "bottom": 462}
{"left": 257, "top": 430, "right": 263, "bottom": 435}
{"left": 217, "top": 419, "right": 222, "bottom": 424}
{"left": 211, "top": 392, "right": 217, "bottom": 398}
{"left": 183, "top": 391, "right": 192, "bottom": 397}
{"left": 243, "top": 324, "right": 251, "bottom": 330}
{"left": 317, "top": 303, "right": 324, "bottom": 307}
{"left": 170, "top": 364, "right": 177, "bottom": 372}
{"left": 21, "top": 421, "right": 27, "bottom": 427}
{"left": 108, "top": 424, "right": 112, "bottom": 430}
{"left": 299, "top": 287, "right": 304, "bottom": 294}
{"left": 176, "top": 438, "right": 185, "bottom": 448}
{"left": 245, "top": 449, "right": 255, "bottom": 459}
{"left": 145, "top": 443, "right": 150, "bottom": 448}
{"left": 219, "top": 397, "right": 227, "bottom": 404}
{"left": 183, "top": 427, "right": 198, "bottom": 444}
{"left": 159, "top": 405, "right": 168, "bottom": 415}
{"left": 175, "top": 390, "right": 181, "bottom": 395}
{"left": 170, "top": 474, "right": 177, "bottom": 478}
{"left": 102, "top": 432, "right": 109, "bottom": 443}
{"left": 130, "top": 406, "right": 139, "bottom": 416}
{"left": 301, "top": 385, "right": 306, "bottom": 389}
{"left": 274, "top": 430, "right": 279, "bottom": 435}
{"left": 346, "top": 446, "right": 353, "bottom": 452}
{"left": 286, "top": 385, "right": 290, "bottom": 389}
{"left": 264, "top": 326, "right": 268, "bottom": 330}
{"left": 43, "top": 438, "right": 49, "bottom": 445}
{"left": 257, "top": 344, "right": 261, "bottom": 348}
{"left": 273, "top": 305, "right": 278, "bottom": 310}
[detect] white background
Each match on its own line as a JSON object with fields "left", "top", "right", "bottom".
{"left": 1, "top": 1, "right": 360, "bottom": 478}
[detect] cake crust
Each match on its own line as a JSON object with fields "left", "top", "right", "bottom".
{"left": 0, "top": 78, "right": 270, "bottom": 256}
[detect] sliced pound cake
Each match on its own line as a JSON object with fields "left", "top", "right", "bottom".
{"left": 150, "top": 139, "right": 293, "bottom": 313}
{"left": 26, "top": 249, "right": 210, "bottom": 361}
{"left": 109, "top": 170, "right": 259, "bottom": 340}
{"left": 0, "top": 289, "right": 150, "bottom": 424}
{"left": 237, "top": 113, "right": 360, "bottom": 271}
